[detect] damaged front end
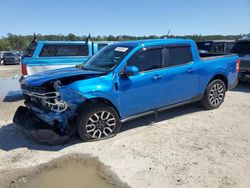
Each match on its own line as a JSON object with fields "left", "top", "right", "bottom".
{"left": 13, "top": 80, "right": 86, "bottom": 144}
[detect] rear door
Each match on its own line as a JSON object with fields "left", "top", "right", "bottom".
{"left": 160, "top": 44, "right": 200, "bottom": 106}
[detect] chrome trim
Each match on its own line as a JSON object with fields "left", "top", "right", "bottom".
{"left": 121, "top": 110, "right": 155, "bottom": 123}
{"left": 22, "top": 89, "right": 59, "bottom": 99}
{"left": 22, "top": 89, "right": 68, "bottom": 113}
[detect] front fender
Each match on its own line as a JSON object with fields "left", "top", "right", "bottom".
{"left": 83, "top": 91, "right": 120, "bottom": 112}
{"left": 65, "top": 74, "right": 120, "bottom": 113}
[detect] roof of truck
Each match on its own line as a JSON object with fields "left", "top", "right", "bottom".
{"left": 113, "top": 38, "right": 194, "bottom": 47}
{"left": 35, "top": 39, "right": 193, "bottom": 47}
{"left": 36, "top": 41, "right": 114, "bottom": 44}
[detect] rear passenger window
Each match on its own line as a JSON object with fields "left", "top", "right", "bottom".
{"left": 165, "top": 46, "right": 192, "bottom": 67}
{"left": 127, "top": 48, "right": 162, "bottom": 72}
{"left": 39, "top": 44, "right": 89, "bottom": 57}
{"left": 56, "top": 45, "right": 88, "bottom": 56}
{"left": 40, "top": 45, "right": 57, "bottom": 57}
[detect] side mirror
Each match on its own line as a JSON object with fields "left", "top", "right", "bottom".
{"left": 123, "top": 66, "right": 139, "bottom": 76}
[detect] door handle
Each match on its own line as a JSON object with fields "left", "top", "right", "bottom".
{"left": 186, "top": 68, "right": 194, "bottom": 73}
{"left": 152, "top": 74, "right": 163, "bottom": 80}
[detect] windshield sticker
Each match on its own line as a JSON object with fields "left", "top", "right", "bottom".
{"left": 115, "top": 47, "right": 128, "bottom": 52}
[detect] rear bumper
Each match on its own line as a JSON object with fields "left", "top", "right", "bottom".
{"left": 239, "top": 72, "right": 250, "bottom": 82}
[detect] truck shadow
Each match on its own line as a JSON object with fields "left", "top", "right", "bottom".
{"left": 0, "top": 123, "right": 80, "bottom": 151}
{"left": 232, "top": 83, "right": 250, "bottom": 93}
{"left": 0, "top": 103, "right": 202, "bottom": 152}
{"left": 121, "top": 103, "right": 203, "bottom": 133}
{"left": 2, "top": 91, "right": 23, "bottom": 102}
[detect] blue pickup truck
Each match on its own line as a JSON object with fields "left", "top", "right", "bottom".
{"left": 21, "top": 40, "right": 112, "bottom": 75}
{"left": 14, "top": 39, "right": 239, "bottom": 142}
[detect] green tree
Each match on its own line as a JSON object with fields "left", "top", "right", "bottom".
{"left": 0, "top": 33, "right": 248, "bottom": 51}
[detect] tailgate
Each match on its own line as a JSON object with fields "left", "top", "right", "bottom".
{"left": 240, "top": 57, "right": 250, "bottom": 72}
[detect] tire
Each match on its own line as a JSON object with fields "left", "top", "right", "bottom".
{"left": 77, "top": 103, "right": 121, "bottom": 141}
{"left": 202, "top": 79, "right": 226, "bottom": 110}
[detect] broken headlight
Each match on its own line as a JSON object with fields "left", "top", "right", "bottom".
{"left": 58, "top": 87, "right": 86, "bottom": 111}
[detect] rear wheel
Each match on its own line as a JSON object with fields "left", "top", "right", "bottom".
{"left": 202, "top": 79, "right": 226, "bottom": 110}
{"left": 77, "top": 103, "right": 121, "bottom": 141}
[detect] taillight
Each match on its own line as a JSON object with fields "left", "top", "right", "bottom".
{"left": 236, "top": 59, "right": 240, "bottom": 72}
{"left": 21, "top": 64, "right": 27, "bottom": 75}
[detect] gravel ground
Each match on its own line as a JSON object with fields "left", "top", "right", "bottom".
{"left": 0, "top": 66, "right": 250, "bottom": 187}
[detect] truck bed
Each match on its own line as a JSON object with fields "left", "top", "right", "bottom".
{"left": 200, "top": 53, "right": 236, "bottom": 60}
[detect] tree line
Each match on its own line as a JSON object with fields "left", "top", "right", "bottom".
{"left": 0, "top": 33, "right": 249, "bottom": 51}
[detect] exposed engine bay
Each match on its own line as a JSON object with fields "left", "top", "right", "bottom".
{"left": 22, "top": 82, "right": 68, "bottom": 114}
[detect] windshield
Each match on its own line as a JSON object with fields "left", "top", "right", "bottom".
{"left": 23, "top": 42, "right": 37, "bottom": 57}
{"left": 231, "top": 41, "right": 250, "bottom": 55}
{"left": 81, "top": 45, "right": 132, "bottom": 72}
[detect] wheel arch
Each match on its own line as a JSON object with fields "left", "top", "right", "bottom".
{"left": 80, "top": 97, "right": 121, "bottom": 118}
{"left": 207, "top": 74, "right": 228, "bottom": 90}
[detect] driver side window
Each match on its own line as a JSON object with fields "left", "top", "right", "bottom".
{"left": 127, "top": 48, "right": 162, "bottom": 72}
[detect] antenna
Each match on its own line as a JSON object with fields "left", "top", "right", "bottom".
{"left": 33, "top": 33, "right": 38, "bottom": 42}
{"left": 163, "top": 30, "right": 171, "bottom": 39}
{"left": 166, "top": 30, "right": 171, "bottom": 37}
{"left": 85, "top": 33, "right": 91, "bottom": 43}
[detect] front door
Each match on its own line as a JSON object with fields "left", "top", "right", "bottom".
{"left": 118, "top": 47, "right": 165, "bottom": 118}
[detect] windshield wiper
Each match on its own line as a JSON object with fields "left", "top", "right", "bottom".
{"left": 75, "top": 64, "right": 83, "bottom": 69}
{"left": 75, "top": 64, "right": 97, "bottom": 71}
{"left": 81, "top": 66, "right": 106, "bottom": 72}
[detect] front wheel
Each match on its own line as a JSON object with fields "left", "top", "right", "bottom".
{"left": 77, "top": 103, "right": 121, "bottom": 141}
{"left": 202, "top": 79, "right": 226, "bottom": 110}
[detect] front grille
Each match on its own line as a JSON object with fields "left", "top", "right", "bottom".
{"left": 6, "top": 58, "right": 15, "bottom": 61}
{"left": 23, "top": 89, "right": 67, "bottom": 113}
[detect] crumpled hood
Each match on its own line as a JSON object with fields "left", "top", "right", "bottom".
{"left": 21, "top": 67, "right": 104, "bottom": 87}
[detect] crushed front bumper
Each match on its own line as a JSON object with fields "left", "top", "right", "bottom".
{"left": 14, "top": 85, "right": 87, "bottom": 143}
{"left": 13, "top": 106, "right": 70, "bottom": 145}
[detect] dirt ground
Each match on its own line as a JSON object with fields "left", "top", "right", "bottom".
{"left": 0, "top": 65, "right": 250, "bottom": 188}
{"left": 0, "top": 65, "right": 21, "bottom": 78}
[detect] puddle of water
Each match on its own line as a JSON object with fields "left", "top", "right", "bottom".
{"left": 0, "top": 78, "right": 21, "bottom": 100}
{"left": 0, "top": 154, "right": 129, "bottom": 188}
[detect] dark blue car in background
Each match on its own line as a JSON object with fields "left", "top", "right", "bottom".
{"left": 231, "top": 37, "right": 250, "bottom": 82}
